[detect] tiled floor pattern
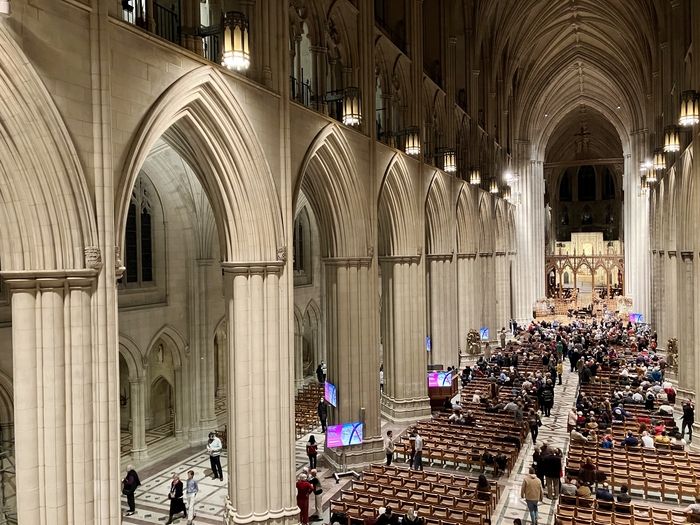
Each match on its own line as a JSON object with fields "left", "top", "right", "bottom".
{"left": 121, "top": 421, "right": 176, "bottom": 457}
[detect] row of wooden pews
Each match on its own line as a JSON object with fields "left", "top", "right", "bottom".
{"left": 295, "top": 382, "right": 324, "bottom": 438}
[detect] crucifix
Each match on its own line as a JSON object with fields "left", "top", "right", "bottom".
{"left": 574, "top": 125, "right": 590, "bottom": 158}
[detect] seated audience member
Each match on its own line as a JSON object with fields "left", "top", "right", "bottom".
{"left": 442, "top": 397, "right": 452, "bottom": 412}
{"left": 570, "top": 427, "right": 589, "bottom": 444}
{"left": 654, "top": 431, "right": 671, "bottom": 444}
{"left": 561, "top": 477, "right": 577, "bottom": 496}
{"left": 685, "top": 498, "right": 700, "bottom": 518}
{"left": 641, "top": 430, "right": 655, "bottom": 448}
{"left": 613, "top": 405, "right": 634, "bottom": 422}
{"left": 596, "top": 483, "right": 614, "bottom": 501}
{"left": 621, "top": 430, "right": 639, "bottom": 447}
{"left": 617, "top": 485, "right": 632, "bottom": 504}
{"left": 376, "top": 506, "right": 399, "bottom": 525}
{"left": 576, "top": 480, "right": 592, "bottom": 498}
{"left": 671, "top": 432, "right": 687, "bottom": 447}
{"left": 600, "top": 433, "right": 614, "bottom": 449}
{"left": 403, "top": 508, "right": 422, "bottom": 525}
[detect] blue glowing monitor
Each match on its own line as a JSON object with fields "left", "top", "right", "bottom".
{"left": 428, "top": 372, "right": 452, "bottom": 388}
{"left": 480, "top": 327, "right": 489, "bottom": 340}
{"left": 324, "top": 381, "right": 338, "bottom": 407}
{"left": 629, "top": 313, "right": 643, "bottom": 324}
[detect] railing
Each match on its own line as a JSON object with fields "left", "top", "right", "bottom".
{"left": 154, "top": 2, "right": 179, "bottom": 45}
{"left": 290, "top": 74, "right": 316, "bottom": 110}
{"left": 200, "top": 25, "right": 221, "bottom": 64}
{"left": 324, "top": 89, "right": 344, "bottom": 124}
{"left": 376, "top": 107, "right": 388, "bottom": 143}
{"left": 121, "top": 0, "right": 147, "bottom": 28}
{"left": 374, "top": 15, "right": 406, "bottom": 53}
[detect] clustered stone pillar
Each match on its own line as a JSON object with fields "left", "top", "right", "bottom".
{"left": 679, "top": 252, "right": 695, "bottom": 400}
{"left": 379, "top": 256, "right": 431, "bottom": 422}
{"left": 222, "top": 263, "right": 297, "bottom": 525}
{"left": 457, "top": 254, "right": 478, "bottom": 349}
{"left": 197, "top": 259, "right": 217, "bottom": 436}
{"left": 6, "top": 270, "right": 116, "bottom": 525}
{"left": 129, "top": 377, "right": 148, "bottom": 460}
{"left": 323, "top": 257, "right": 383, "bottom": 468}
{"left": 427, "top": 254, "right": 457, "bottom": 368}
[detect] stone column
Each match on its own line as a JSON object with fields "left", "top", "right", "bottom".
{"left": 222, "top": 262, "right": 296, "bottom": 525}
{"left": 5, "top": 270, "right": 107, "bottom": 525}
{"left": 427, "top": 254, "right": 457, "bottom": 368}
{"left": 380, "top": 256, "right": 431, "bottom": 422}
{"left": 457, "top": 254, "right": 478, "bottom": 350}
{"left": 129, "top": 377, "right": 148, "bottom": 460}
{"left": 495, "top": 252, "right": 508, "bottom": 336}
{"left": 679, "top": 252, "right": 695, "bottom": 399}
{"left": 215, "top": 331, "right": 227, "bottom": 398}
{"left": 323, "top": 257, "right": 383, "bottom": 468}
{"left": 666, "top": 252, "right": 678, "bottom": 341}
{"left": 198, "top": 259, "right": 217, "bottom": 435}
{"left": 294, "top": 332, "right": 304, "bottom": 389}
{"left": 479, "top": 253, "right": 496, "bottom": 338}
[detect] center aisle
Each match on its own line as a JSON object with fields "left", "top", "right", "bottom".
{"left": 491, "top": 363, "right": 579, "bottom": 524}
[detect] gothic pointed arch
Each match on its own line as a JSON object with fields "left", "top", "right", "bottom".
{"left": 478, "top": 195, "right": 495, "bottom": 255}
{"left": 145, "top": 325, "right": 188, "bottom": 367}
{"left": 0, "top": 24, "right": 98, "bottom": 271}
{"left": 495, "top": 200, "right": 509, "bottom": 253}
{"left": 676, "top": 149, "right": 694, "bottom": 251}
{"left": 425, "top": 171, "right": 453, "bottom": 255}
{"left": 293, "top": 305, "right": 303, "bottom": 335}
{"left": 304, "top": 299, "right": 321, "bottom": 330}
{"left": 117, "top": 66, "right": 284, "bottom": 264}
{"left": 0, "top": 368, "right": 13, "bottom": 428}
{"left": 119, "top": 334, "right": 144, "bottom": 381}
{"left": 378, "top": 154, "right": 419, "bottom": 257}
{"left": 295, "top": 123, "right": 371, "bottom": 258}
{"left": 456, "top": 183, "right": 479, "bottom": 255}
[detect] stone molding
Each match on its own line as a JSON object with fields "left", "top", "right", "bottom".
{"left": 1, "top": 269, "right": 98, "bottom": 290}
{"left": 378, "top": 255, "right": 421, "bottom": 264}
{"left": 681, "top": 251, "right": 694, "bottom": 261}
{"left": 456, "top": 252, "right": 478, "bottom": 259}
{"left": 668, "top": 250, "right": 677, "bottom": 257}
{"left": 425, "top": 253, "right": 453, "bottom": 261}
{"left": 322, "top": 256, "right": 373, "bottom": 267}
{"left": 221, "top": 261, "right": 285, "bottom": 275}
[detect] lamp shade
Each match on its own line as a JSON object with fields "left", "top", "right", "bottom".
{"left": 222, "top": 11, "right": 250, "bottom": 71}
{"left": 469, "top": 167, "right": 481, "bottom": 185}
{"left": 652, "top": 148, "right": 665, "bottom": 171}
{"left": 680, "top": 90, "right": 700, "bottom": 127}
{"left": 443, "top": 149, "right": 456, "bottom": 172}
{"left": 664, "top": 125, "right": 680, "bottom": 153}
{"left": 503, "top": 185, "right": 512, "bottom": 201}
{"left": 489, "top": 179, "right": 499, "bottom": 194}
{"left": 641, "top": 175, "right": 650, "bottom": 194}
{"left": 404, "top": 126, "right": 421, "bottom": 155}
{"left": 342, "top": 87, "right": 362, "bottom": 126}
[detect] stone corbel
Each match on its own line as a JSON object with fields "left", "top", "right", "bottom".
{"left": 681, "top": 251, "right": 694, "bottom": 262}
{"left": 668, "top": 251, "right": 677, "bottom": 258}
{"left": 85, "top": 246, "right": 103, "bottom": 270}
{"left": 277, "top": 246, "right": 287, "bottom": 262}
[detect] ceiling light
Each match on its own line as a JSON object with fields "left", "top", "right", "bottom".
{"left": 680, "top": 90, "right": 700, "bottom": 127}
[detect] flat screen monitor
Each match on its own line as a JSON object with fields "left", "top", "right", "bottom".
{"left": 326, "top": 422, "right": 363, "bottom": 448}
{"left": 426, "top": 336, "right": 431, "bottom": 353}
{"left": 428, "top": 371, "right": 452, "bottom": 388}
{"left": 480, "top": 327, "right": 489, "bottom": 340}
{"left": 629, "top": 313, "right": 643, "bottom": 324}
{"left": 324, "top": 381, "right": 338, "bottom": 407}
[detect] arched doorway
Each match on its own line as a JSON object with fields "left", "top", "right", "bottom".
{"left": 150, "top": 376, "right": 174, "bottom": 430}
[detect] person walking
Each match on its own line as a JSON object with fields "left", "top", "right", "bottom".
{"left": 296, "top": 473, "right": 314, "bottom": 525}
{"left": 384, "top": 430, "right": 396, "bottom": 466}
{"left": 307, "top": 435, "right": 318, "bottom": 469}
{"left": 308, "top": 468, "right": 323, "bottom": 521}
{"left": 166, "top": 474, "right": 187, "bottom": 524}
{"left": 521, "top": 467, "right": 544, "bottom": 525}
{"left": 528, "top": 409, "right": 541, "bottom": 444}
{"left": 317, "top": 397, "right": 328, "bottom": 432}
{"left": 682, "top": 400, "right": 695, "bottom": 442}
{"left": 207, "top": 432, "right": 224, "bottom": 480}
{"left": 122, "top": 464, "right": 141, "bottom": 517}
{"left": 543, "top": 450, "right": 563, "bottom": 499}
{"left": 185, "top": 470, "right": 198, "bottom": 525}
{"left": 412, "top": 429, "right": 423, "bottom": 471}
{"left": 316, "top": 363, "right": 324, "bottom": 383}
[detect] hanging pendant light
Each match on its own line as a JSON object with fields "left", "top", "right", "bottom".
{"left": 503, "top": 185, "right": 512, "bottom": 201}
{"left": 641, "top": 176, "right": 650, "bottom": 194}
{"left": 652, "top": 148, "right": 665, "bottom": 171}
{"left": 404, "top": 126, "right": 421, "bottom": 155}
{"left": 342, "top": 87, "right": 362, "bottom": 126}
{"left": 222, "top": 11, "right": 250, "bottom": 71}
{"left": 679, "top": 90, "right": 700, "bottom": 127}
{"left": 664, "top": 125, "right": 680, "bottom": 153}
{"left": 469, "top": 167, "right": 481, "bottom": 185}
{"left": 443, "top": 149, "right": 456, "bottom": 172}
{"left": 639, "top": 160, "right": 651, "bottom": 173}
{"left": 489, "top": 179, "right": 499, "bottom": 194}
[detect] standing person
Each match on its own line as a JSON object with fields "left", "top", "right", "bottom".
{"left": 296, "top": 473, "right": 314, "bottom": 525}
{"left": 308, "top": 469, "right": 323, "bottom": 521}
{"left": 521, "top": 467, "right": 544, "bottom": 525}
{"left": 307, "top": 435, "right": 318, "bottom": 469}
{"left": 500, "top": 328, "right": 507, "bottom": 349}
{"left": 321, "top": 361, "right": 327, "bottom": 381}
{"left": 540, "top": 381, "right": 555, "bottom": 417}
{"left": 408, "top": 429, "right": 416, "bottom": 467}
{"left": 682, "top": 399, "right": 695, "bottom": 442}
{"left": 122, "top": 464, "right": 141, "bottom": 517}
{"left": 384, "top": 430, "right": 395, "bottom": 466}
{"left": 317, "top": 397, "right": 328, "bottom": 432}
{"left": 316, "top": 363, "right": 324, "bottom": 383}
{"left": 166, "top": 474, "right": 186, "bottom": 524}
{"left": 556, "top": 360, "right": 563, "bottom": 385}
{"left": 185, "top": 470, "right": 198, "bottom": 525}
{"left": 413, "top": 429, "right": 423, "bottom": 471}
{"left": 528, "top": 409, "right": 541, "bottom": 444}
{"left": 207, "top": 432, "right": 223, "bottom": 480}
{"left": 543, "top": 449, "right": 562, "bottom": 499}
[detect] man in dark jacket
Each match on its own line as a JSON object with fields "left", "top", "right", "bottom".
{"left": 122, "top": 464, "right": 141, "bottom": 516}
{"left": 318, "top": 397, "right": 328, "bottom": 431}
{"left": 166, "top": 474, "right": 186, "bottom": 524}
{"left": 682, "top": 400, "right": 695, "bottom": 442}
{"left": 543, "top": 450, "right": 562, "bottom": 499}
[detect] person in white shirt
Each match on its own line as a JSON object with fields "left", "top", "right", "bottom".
{"left": 206, "top": 432, "right": 223, "bottom": 480}
{"left": 671, "top": 432, "right": 687, "bottom": 448}
{"left": 412, "top": 430, "right": 424, "bottom": 470}
{"left": 185, "top": 470, "right": 199, "bottom": 525}
{"left": 641, "top": 431, "right": 655, "bottom": 449}
{"left": 472, "top": 391, "right": 481, "bottom": 404}
{"left": 632, "top": 390, "right": 645, "bottom": 403}
{"left": 384, "top": 430, "right": 396, "bottom": 466}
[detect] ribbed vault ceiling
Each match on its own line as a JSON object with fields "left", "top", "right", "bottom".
{"left": 463, "top": 0, "right": 662, "bottom": 155}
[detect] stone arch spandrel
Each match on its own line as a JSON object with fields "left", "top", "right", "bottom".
{"left": 0, "top": 24, "right": 97, "bottom": 271}
{"left": 378, "top": 154, "right": 419, "bottom": 257}
{"left": 117, "top": 66, "right": 283, "bottom": 264}
{"left": 294, "top": 123, "right": 372, "bottom": 258}
{"left": 425, "top": 171, "right": 453, "bottom": 255}
{"left": 456, "top": 183, "right": 479, "bottom": 255}
{"left": 145, "top": 325, "right": 188, "bottom": 367}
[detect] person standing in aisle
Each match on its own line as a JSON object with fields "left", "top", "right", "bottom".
{"left": 207, "top": 432, "right": 224, "bottom": 480}
{"left": 682, "top": 399, "right": 695, "bottom": 442}
{"left": 166, "top": 474, "right": 186, "bottom": 524}
{"left": 384, "top": 430, "right": 396, "bottom": 466}
{"left": 412, "top": 429, "right": 423, "bottom": 471}
{"left": 521, "top": 467, "right": 544, "bottom": 525}
{"left": 308, "top": 468, "right": 323, "bottom": 521}
{"left": 122, "top": 464, "right": 141, "bottom": 517}
{"left": 185, "top": 470, "right": 199, "bottom": 525}
{"left": 317, "top": 397, "right": 328, "bottom": 432}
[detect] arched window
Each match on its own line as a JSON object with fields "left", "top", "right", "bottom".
{"left": 293, "top": 207, "right": 313, "bottom": 286}
{"left": 559, "top": 170, "right": 572, "bottom": 201}
{"left": 602, "top": 168, "right": 615, "bottom": 199}
{"left": 578, "top": 165, "right": 596, "bottom": 201}
{"left": 122, "top": 175, "right": 156, "bottom": 287}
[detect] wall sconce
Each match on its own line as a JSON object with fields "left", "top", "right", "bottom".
{"left": 663, "top": 125, "right": 680, "bottom": 153}
{"left": 342, "top": 87, "right": 362, "bottom": 126}
{"left": 222, "top": 11, "right": 250, "bottom": 71}
{"left": 469, "top": 167, "right": 481, "bottom": 185}
{"left": 680, "top": 90, "right": 699, "bottom": 126}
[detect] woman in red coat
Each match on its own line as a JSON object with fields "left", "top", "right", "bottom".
{"left": 296, "top": 473, "right": 314, "bottom": 524}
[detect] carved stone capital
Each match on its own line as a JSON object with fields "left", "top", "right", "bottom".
{"left": 681, "top": 251, "right": 694, "bottom": 261}
{"left": 84, "top": 246, "right": 102, "bottom": 269}
{"left": 277, "top": 246, "right": 287, "bottom": 262}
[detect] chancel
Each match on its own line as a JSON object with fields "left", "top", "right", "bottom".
{"left": 0, "top": 1, "right": 697, "bottom": 525}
